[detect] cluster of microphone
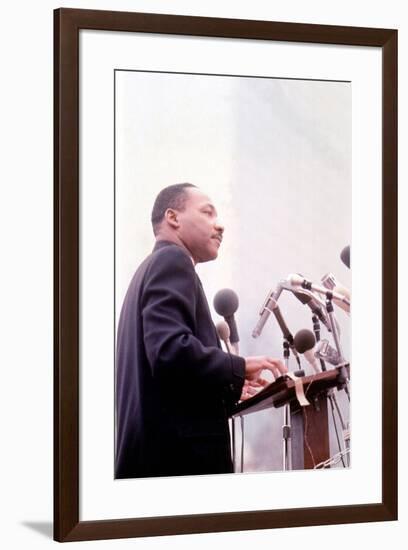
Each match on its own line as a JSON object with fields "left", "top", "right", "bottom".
{"left": 213, "top": 245, "right": 350, "bottom": 377}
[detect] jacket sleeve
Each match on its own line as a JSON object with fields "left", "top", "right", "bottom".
{"left": 141, "top": 246, "right": 245, "bottom": 395}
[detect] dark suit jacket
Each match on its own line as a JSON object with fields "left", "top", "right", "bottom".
{"left": 115, "top": 240, "right": 245, "bottom": 478}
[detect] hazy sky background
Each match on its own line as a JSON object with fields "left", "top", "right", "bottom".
{"left": 115, "top": 70, "right": 351, "bottom": 472}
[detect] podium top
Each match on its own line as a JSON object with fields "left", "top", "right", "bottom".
{"left": 231, "top": 366, "right": 348, "bottom": 418}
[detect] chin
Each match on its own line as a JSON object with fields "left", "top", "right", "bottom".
{"left": 210, "top": 249, "right": 219, "bottom": 261}
{"left": 195, "top": 241, "right": 220, "bottom": 263}
{"left": 198, "top": 250, "right": 218, "bottom": 263}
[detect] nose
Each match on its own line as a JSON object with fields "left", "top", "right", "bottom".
{"left": 215, "top": 219, "right": 224, "bottom": 234}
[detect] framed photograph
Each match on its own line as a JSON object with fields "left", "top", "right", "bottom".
{"left": 54, "top": 8, "right": 397, "bottom": 542}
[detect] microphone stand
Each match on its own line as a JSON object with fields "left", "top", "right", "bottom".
{"left": 312, "top": 315, "right": 346, "bottom": 468}
{"left": 222, "top": 336, "right": 244, "bottom": 472}
{"left": 325, "top": 295, "right": 350, "bottom": 401}
{"left": 224, "top": 339, "right": 243, "bottom": 473}
{"left": 282, "top": 340, "right": 292, "bottom": 471}
{"left": 312, "top": 314, "right": 327, "bottom": 372}
{"left": 325, "top": 296, "right": 351, "bottom": 467}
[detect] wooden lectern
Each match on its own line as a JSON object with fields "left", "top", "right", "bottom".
{"left": 230, "top": 366, "right": 348, "bottom": 471}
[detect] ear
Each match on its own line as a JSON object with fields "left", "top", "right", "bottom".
{"left": 164, "top": 208, "right": 180, "bottom": 229}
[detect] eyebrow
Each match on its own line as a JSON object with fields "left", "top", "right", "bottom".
{"left": 202, "top": 203, "right": 216, "bottom": 211}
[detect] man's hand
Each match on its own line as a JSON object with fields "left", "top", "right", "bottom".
{"left": 245, "top": 355, "right": 287, "bottom": 380}
{"left": 240, "top": 378, "right": 269, "bottom": 401}
{"left": 239, "top": 356, "right": 287, "bottom": 401}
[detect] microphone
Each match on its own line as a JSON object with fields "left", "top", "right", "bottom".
{"left": 340, "top": 245, "right": 350, "bottom": 269}
{"left": 321, "top": 273, "right": 351, "bottom": 315}
{"left": 333, "top": 284, "right": 351, "bottom": 315}
{"left": 315, "top": 339, "right": 341, "bottom": 366}
{"left": 292, "top": 290, "right": 332, "bottom": 332}
{"left": 253, "top": 284, "right": 301, "bottom": 366}
{"left": 215, "top": 320, "right": 233, "bottom": 354}
{"left": 273, "top": 306, "right": 294, "bottom": 344}
{"left": 321, "top": 272, "right": 337, "bottom": 290}
{"left": 213, "top": 289, "right": 240, "bottom": 351}
{"left": 252, "top": 283, "right": 283, "bottom": 338}
{"left": 287, "top": 274, "right": 350, "bottom": 311}
{"left": 268, "top": 305, "right": 301, "bottom": 365}
{"left": 293, "top": 329, "right": 320, "bottom": 374}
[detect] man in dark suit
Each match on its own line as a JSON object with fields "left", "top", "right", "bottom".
{"left": 115, "top": 183, "right": 286, "bottom": 478}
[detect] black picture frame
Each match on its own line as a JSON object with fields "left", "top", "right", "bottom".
{"left": 54, "top": 7, "right": 398, "bottom": 542}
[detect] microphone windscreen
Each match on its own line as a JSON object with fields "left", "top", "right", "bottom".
{"left": 213, "top": 288, "right": 239, "bottom": 317}
{"left": 293, "top": 329, "right": 316, "bottom": 354}
{"left": 216, "top": 320, "right": 230, "bottom": 342}
{"left": 340, "top": 245, "right": 350, "bottom": 269}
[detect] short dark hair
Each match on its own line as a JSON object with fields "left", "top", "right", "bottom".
{"left": 151, "top": 183, "right": 197, "bottom": 235}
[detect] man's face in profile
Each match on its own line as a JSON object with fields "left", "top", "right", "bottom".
{"left": 177, "top": 187, "right": 224, "bottom": 264}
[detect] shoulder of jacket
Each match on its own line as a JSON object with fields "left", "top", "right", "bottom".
{"left": 147, "top": 243, "right": 195, "bottom": 275}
